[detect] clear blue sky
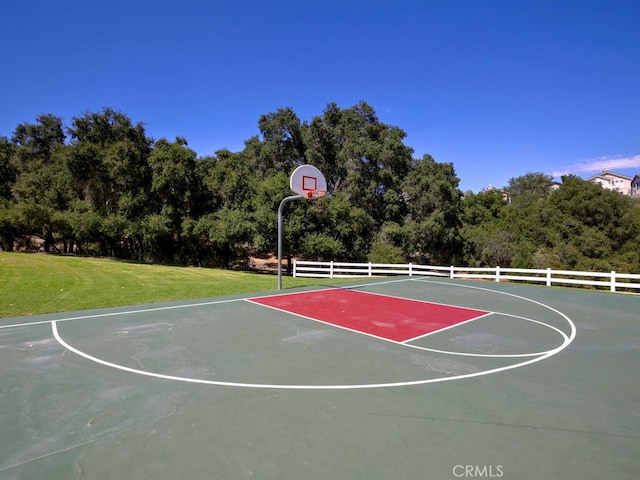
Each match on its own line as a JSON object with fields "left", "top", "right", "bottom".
{"left": 2, "top": 0, "right": 639, "bottom": 192}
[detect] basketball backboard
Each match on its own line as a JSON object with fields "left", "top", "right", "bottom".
{"left": 290, "top": 165, "right": 327, "bottom": 199}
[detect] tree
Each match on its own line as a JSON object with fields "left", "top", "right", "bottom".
{"left": 400, "top": 155, "right": 463, "bottom": 264}
{"left": 0, "top": 137, "right": 17, "bottom": 200}
{"left": 11, "top": 114, "right": 66, "bottom": 168}
{"left": 199, "top": 149, "right": 255, "bottom": 212}
{"left": 147, "top": 137, "right": 222, "bottom": 263}
{"left": 459, "top": 173, "right": 640, "bottom": 272}
{"left": 10, "top": 146, "right": 74, "bottom": 252}
{"left": 140, "top": 213, "right": 172, "bottom": 262}
{"left": 65, "top": 200, "right": 102, "bottom": 254}
{"left": 542, "top": 175, "right": 640, "bottom": 270}
{"left": 67, "top": 108, "right": 152, "bottom": 215}
{"left": 303, "top": 102, "right": 413, "bottom": 227}
{"left": 368, "top": 221, "right": 406, "bottom": 263}
{"left": 149, "top": 139, "right": 202, "bottom": 219}
{"left": 250, "top": 172, "right": 291, "bottom": 254}
{"left": 251, "top": 107, "right": 306, "bottom": 175}
{"left": 65, "top": 108, "right": 153, "bottom": 259}
{"left": 4, "top": 104, "right": 636, "bottom": 274}
{"left": 0, "top": 199, "right": 17, "bottom": 251}
{"left": 194, "top": 208, "right": 253, "bottom": 269}
{"left": 7, "top": 115, "right": 70, "bottom": 251}
{"left": 505, "top": 172, "right": 554, "bottom": 206}
{"left": 295, "top": 192, "right": 375, "bottom": 262}
{"left": 461, "top": 187, "right": 521, "bottom": 267}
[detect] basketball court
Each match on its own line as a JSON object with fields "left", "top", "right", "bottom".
{"left": 1, "top": 277, "right": 638, "bottom": 479}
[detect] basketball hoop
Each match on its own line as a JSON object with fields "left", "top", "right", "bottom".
{"left": 290, "top": 165, "right": 328, "bottom": 200}
{"left": 278, "top": 165, "right": 329, "bottom": 290}
{"left": 306, "top": 190, "right": 327, "bottom": 200}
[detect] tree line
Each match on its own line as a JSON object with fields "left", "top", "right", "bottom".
{"left": 1, "top": 102, "right": 638, "bottom": 273}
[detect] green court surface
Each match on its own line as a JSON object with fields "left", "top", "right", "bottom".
{"left": 1, "top": 278, "right": 638, "bottom": 479}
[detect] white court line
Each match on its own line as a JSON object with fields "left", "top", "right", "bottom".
{"left": 412, "top": 277, "right": 578, "bottom": 334}
{"left": 51, "top": 319, "right": 571, "bottom": 390}
{"left": 0, "top": 297, "right": 246, "bottom": 330}
{"left": 50, "top": 281, "right": 577, "bottom": 390}
{"left": 249, "top": 286, "right": 570, "bottom": 358}
{"left": 247, "top": 304, "right": 566, "bottom": 359}
{"left": 0, "top": 276, "right": 440, "bottom": 331}
{"left": 1, "top": 279, "right": 408, "bottom": 330}
{"left": 244, "top": 297, "right": 412, "bottom": 346}
{"left": 402, "top": 313, "right": 568, "bottom": 358}
{"left": 353, "top": 287, "right": 491, "bottom": 314}
{"left": 402, "top": 312, "right": 495, "bottom": 344}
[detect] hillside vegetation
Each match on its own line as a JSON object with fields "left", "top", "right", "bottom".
{"left": 1, "top": 103, "right": 639, "bottom": 273}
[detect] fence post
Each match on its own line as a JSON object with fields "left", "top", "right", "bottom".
{"left": 546, "top": 268, "right": 552, "bottom": 286}
{"left": 330, "top": 261, "right": 334, "bottom": 278}
{"left": 450, "top": 265, "right": 455, "bottom": 279}
{"left": 293, "top": 260, "right": 297, "bottom": 278}
{"left": 368, "top": 262, "right": 372, "bottom": 277}
{"left": 611, "top": 271, "right": 616, "bottom": 292}
{"left": 496, "top": 266, "right": 500, "bottom": 283}
{"left": 409, "top": 262, "right": 413, "bottom": 277}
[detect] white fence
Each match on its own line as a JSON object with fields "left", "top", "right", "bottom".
{"left": 293, "top": 261, "right": 640, "bottom": 294}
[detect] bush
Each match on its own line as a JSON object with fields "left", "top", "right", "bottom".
{"left": 367, "top": 240, "right": 406, "bottom": 264}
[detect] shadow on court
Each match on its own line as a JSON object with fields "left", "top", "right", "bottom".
{"left": 1, "top": 278, "right": 638, "bottom": 479}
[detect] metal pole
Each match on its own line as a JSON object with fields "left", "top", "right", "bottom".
{"left": 278, "top": 194, "right": 303, "bottom": 289}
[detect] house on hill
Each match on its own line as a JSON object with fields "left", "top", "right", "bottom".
{"left": 586, "top": 170, "right": 633, "bottom": 196}
{"left": 631, "top": 175, "right": 640, "bottom": 197}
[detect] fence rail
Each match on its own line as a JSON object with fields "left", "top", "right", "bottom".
{"left": 293, "top": 261, "right": 640, "bottom": 293}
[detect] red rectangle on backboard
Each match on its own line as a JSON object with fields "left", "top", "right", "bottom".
{"left": 302, "top": 175, "right": 317, "bottom": 191}
{"left": 248, "top": 289, "right": 488, "bottom": 342}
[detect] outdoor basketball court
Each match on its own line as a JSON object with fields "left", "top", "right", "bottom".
{"left": 1, "top": 277, "right": 638, "bottom": 479}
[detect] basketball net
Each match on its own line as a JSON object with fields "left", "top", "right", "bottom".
{"left": 306, "top": 190, "right": 327, "bottom": 199}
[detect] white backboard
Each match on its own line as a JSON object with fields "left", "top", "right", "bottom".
{"left": 289, "top": 165, "right": 327, "bottom": 199}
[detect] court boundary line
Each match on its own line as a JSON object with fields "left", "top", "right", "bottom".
{"left": 0, "top": 276, "right": 484, "bottom": 332}
{"left": 0, "top": 297, "right": 246, "bottom": 330}
{"left": 50, "top": 319, "right": 569, "bottom": 390}
{"left": 48, "top": 280, "right": 577, "bottom": 390}
{"left": 0, "top": 277, "right": 415, "bottom": 330}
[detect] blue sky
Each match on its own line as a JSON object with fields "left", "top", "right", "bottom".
{"left": 2, "top": 0, "right": 639, "bottom": 192}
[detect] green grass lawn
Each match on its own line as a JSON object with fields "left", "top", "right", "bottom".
{"left": 0, "top": 252, "right": 343, "bottom": 318}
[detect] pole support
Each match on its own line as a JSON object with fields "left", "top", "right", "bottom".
{"left": 278, "top": 195, "right": 303, "bottom": 289}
